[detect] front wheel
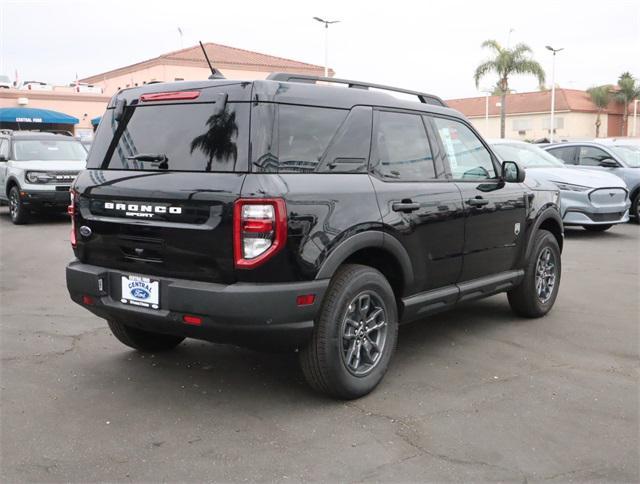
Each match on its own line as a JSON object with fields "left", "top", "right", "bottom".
{"left": 107, "top": 319, "right": 185, "bottom": 352}
{"left": 583, "top": 224, "right": 612, "bottom": 232}
{"left": 508, "top": 229, "right": 561, "bottom": 318}
{"left": 631, "top": 193, "right": 640, "bottom": 224}
{"left": 299, "top": 264, "right": 398, "bottom": 399}
{"left": 8, "top": 186, "right": 29, "bottom": 224}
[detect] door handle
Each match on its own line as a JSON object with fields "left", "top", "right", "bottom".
{"left": 392, "top": 201, "right": 420, "bottom": 213}
{"left": 467, "top": 197, "right": 489, "bottom": 207}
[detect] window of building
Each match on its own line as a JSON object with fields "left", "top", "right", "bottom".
{"left": 512, "top": 118, "right": 532, "bottom": 131}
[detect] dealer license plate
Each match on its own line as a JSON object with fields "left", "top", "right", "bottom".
{"left": 120, "top": 275, "right": 160, "bottom": 309}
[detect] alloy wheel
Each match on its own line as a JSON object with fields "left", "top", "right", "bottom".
{"left": 340, "top": 292, "right": 388, "bottom": 376}
{"left": 535, "top": 247, "right": 557, "bottom": 303}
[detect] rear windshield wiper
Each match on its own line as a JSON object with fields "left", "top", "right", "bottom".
{"left": 126, "top": 153, "right": 168, "bottom": 163}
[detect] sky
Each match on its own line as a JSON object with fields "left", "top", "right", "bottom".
{"left": 1, "top": 0, "right": 639, "bottom": 99}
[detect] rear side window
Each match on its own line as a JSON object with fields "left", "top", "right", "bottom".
{"left": 547, "top": 146, "right": 577, "bottom": 165}
{"left": 87, "top": 102, "right": 249, "bottom": 172}
{"left": 372, "top": 111, "right": 436, "bottom": 181}
{"left": 251, "top": 104, "right": 371, "bottom": 174}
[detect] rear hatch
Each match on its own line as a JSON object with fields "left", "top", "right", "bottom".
{"left": 72, "top": 81, "right": 252, "bottom": 284}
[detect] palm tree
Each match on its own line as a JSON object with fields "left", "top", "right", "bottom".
{"left": 190, "top": 109, "right": 239, "bottom": 171}
{"left": 615, "top": 72, "right": 640, "bottom": 136}
{"left": 474, "top": 40, "right": 546, "bottom": 138}
{"left": 587, "top": 85, "right": 612, "bottom": 138}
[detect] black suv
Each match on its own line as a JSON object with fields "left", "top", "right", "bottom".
{"left": 66, "top": 75, "right": 563, "bottom": 399}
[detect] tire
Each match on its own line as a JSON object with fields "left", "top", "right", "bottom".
{"left": 582, "top": 224, "right": 612, "bottom": 232}
{"left": 631, "top": 193, "right": 640, "bottom": 224}
{"left": 299, "top": 264, "right": 398, "bottom": 399}
{"left": 8, "top": 186, "right": 29, "bottom": 224}
{"left": 508, "top": 229, "right": 561, "bottom": 318}
{"left": 107, "top": 319, "right": 185, "bottom": 352}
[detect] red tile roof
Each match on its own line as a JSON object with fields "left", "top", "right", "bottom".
{"left": 81, "top": 42, "right": 330, "bottom": 83}
{"left": 447, "top": 89, "right": 624, "bottom": 117}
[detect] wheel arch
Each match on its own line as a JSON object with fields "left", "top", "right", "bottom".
{"left": 315, "top": 231, "right": 414, "bottom": 301}
{"left": 5, "top": 176, "right": 20, "bottom": 197}
{"left": 525, "top": 209, "right": 564, "bottom": 262}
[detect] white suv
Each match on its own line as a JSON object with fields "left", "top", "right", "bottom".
{"left": 0, "top": 131, "right": 87, "bottom": 224}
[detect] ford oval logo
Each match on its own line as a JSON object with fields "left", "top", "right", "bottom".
{"left": 79, "top": 226, "right": 92, "bottom": 237}
{"left": 131, "top": 287, "right": 150, "bottom": 299}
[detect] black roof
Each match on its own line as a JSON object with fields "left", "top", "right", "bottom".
{"left": 109, "top": 78, "right": 465, "bottom": 119}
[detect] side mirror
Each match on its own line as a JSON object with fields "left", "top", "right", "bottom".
{"left": 502, "top": 160, "right": 526, "bottom": 183}
{"left": 599, "top": 158, "right": 618, "bottom": 168}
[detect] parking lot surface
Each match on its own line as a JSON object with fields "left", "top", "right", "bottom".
{"left": 1, "top": 207, "right": 638, "bottom": 483}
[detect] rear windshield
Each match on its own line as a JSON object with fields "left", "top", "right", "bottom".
{"left": 13, "top": 139, "right": 87, "bottom": 161}
{"left": 87, "top": 102, "right": 249, "bottom": 172}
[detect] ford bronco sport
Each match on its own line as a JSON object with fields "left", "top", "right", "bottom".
{"left": 0, "top": 130, "right": 87, "bottom": 224}
{"left": 66, "top": 74, "right": 563, "bottom": 399}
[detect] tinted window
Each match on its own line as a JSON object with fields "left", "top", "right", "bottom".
{"left": 0, "top": 139, "right": 8, "bottom": 159}
{"left": 547, "top": 146, "right": 576, "bottom": 164}
{"left": 579, "top": 146, "right": 611, "bottom": 166}
{"left": 373, "top": 111, "right": 436, "bottom": 181}
{"left": 88, "top": 102, "right": 249, "bottom": 172}
{"left": 433, "top": 117, "right": 496, "bottom": 179}
{"left": 13, "top": 139, "right": 87, "bottom": 161}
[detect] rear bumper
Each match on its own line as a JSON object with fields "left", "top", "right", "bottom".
{"left": 66, "top": 260, "right": 329, "bottom": 348}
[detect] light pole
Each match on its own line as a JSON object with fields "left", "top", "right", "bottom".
{"left": 481, "top": 89, "right": 493, "bottom": 135}
{"left": 546, "top": 45, "right": 564, "bottom": 143}
{"left": 313, "top": 17, "right": 340, "bottom": 77}
{"left": 633, "top": 99, "right": 638, "bottom": 137}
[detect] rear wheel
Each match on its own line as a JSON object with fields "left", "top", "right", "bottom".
{"left": 299, "top": 264, "right": 398, "bottom": 399}
{"left": 582, "top": 224, "right": 612, "bottom": 232}
{"left": 8, "top": 186, "right": 29, "bottom": 224}
{"left": 107, "top": 319, "right": 185, "bottom": 352}
{"left": 508, "top": 229, "right": 561, "bottom": 318}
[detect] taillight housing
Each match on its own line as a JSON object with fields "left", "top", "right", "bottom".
{"left": 68, "top": 189, "right": 77, "bottom": 248}
{"left": 234, "top": 198, "right": 287, "bottom": 269}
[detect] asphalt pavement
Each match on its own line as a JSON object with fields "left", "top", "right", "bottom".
{"left": 1, "top": 207, "right": 638, "bottom": 483}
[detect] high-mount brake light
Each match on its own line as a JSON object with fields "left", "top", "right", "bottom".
{"left": 233, "top": 199, "right": 287, "bottom": 269}
{"left": 140, "top": 91, "right": 200, "bottom": 102}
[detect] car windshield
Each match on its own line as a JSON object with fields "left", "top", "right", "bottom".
{"left": 610, "top": 145, "right": 640, "bottom": 167}
{"left": 13, "top": 139, "right": 87, "bottom": 161}
{"left": 491, "top": 142, "right": 564, "bottom": 168}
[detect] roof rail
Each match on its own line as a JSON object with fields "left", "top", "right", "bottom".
{"left": 266, "top": 73, "right": 447, "bottom": 107}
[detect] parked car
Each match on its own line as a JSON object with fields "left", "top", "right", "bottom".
{"left": 544, "top": 141, "right": 640, "bottom": 222}
{"left": 0, "top": 74, "right": 12, "bottom": 89}
{"left": 0, "top": 130, "right": 87, "bottom": 223}
{"left": 19, "top": 81, "right": 53, "bottom": 91}
{"left": 66, "top": 74, "right": 563, "bottom": 399}
{"left": 490, "top": 139, "right": 630, "bottom": 231}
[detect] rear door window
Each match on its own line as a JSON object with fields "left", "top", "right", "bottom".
{"left": 547, "top": 146, "right": 577, "bottom": 165}
{"left": 87, "top": 102, "right": 249, "bottom": 172}
{"left": 372, "top": 110, "right": 437, "bottom": 181}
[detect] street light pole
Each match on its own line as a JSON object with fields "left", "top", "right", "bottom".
{"left": 633, "top": 99, "right": 638, "bottom": 137}
{"left": 480, "top": 89, "right": 493, "bottom": 136}
{"left": 313, "top": 17, "right": 340, "bottom": 77}
{"left": 546, "top": 45, "right": 564, "bottom": 143}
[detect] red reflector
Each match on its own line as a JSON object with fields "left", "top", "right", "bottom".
{"left": 82, "top": 295, "right": 95, "bottom": 305}
{"left": 182, "top": 315, "right": 202, "bottom": 326}
{"left": 296, "top": 294, "right": 316, "bottom": 306}
{"left": 67, "top": 204, "right": 74, "bottom": 216}
{"left": 242, "top": 219, "right": 273, "bottom": 232}
{"left": 140, "top": 91, "right": 200, "bottom": 102}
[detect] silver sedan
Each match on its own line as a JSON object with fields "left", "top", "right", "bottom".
{"left": 489, "top": 139, "right": 630, "bottom": 232}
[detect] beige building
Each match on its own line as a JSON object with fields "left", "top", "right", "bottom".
{"left": 447, "top": 89, "right": 632, "bottom": 140}
{"left": 0, "top": 43, "right": 330, "bottom": 136}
